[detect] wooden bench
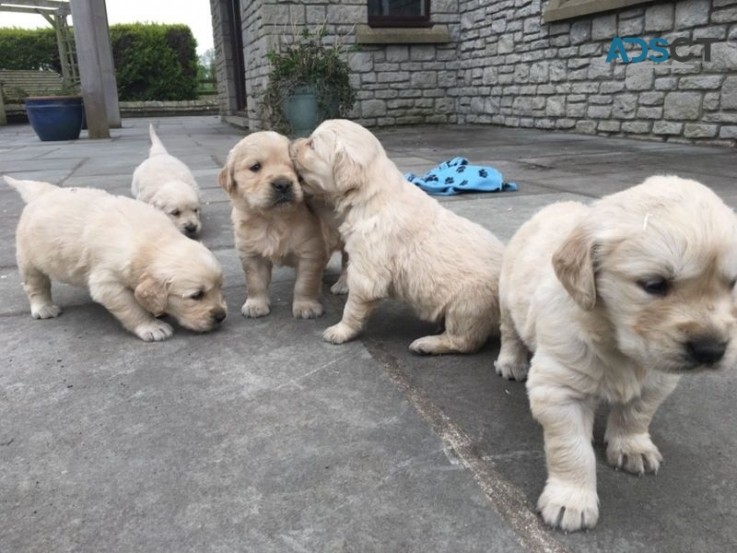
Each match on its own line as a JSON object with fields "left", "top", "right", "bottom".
{"left": 0, "top": 70, "right": 65, "bottom": 125}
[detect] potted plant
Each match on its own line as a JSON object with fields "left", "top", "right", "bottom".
{"left": 261, "top": 24, "right": 356, "bottom": 137}
{"left": 23, "top": 82, "right": 85, "bottom": 142}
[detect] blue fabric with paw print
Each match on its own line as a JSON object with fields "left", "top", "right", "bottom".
{"left": 404, "top": 157, "right": 518, "bottom": 196}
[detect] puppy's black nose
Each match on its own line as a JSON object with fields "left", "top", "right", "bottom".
{"left": 184, "top": 223, "right": 198, "bottom": 234}
{"left": 272, "top": 179, "right": 292, "bottom": 194}
{"left": 213, "top": 310, "right": 227, "bottom": 324}
{"left": 686, "top": 337, "right": 727, "bottom": 365}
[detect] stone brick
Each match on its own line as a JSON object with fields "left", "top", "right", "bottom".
{"left": 655, "top": 78, "right": 678, "bottom": 91}
{"left": 598, "top": 120, "right": 621, "bottom": 132}
{"left": 613, "top": 95, "right": 637, "bottom": 119}
{"left": 411, "top": 72, "right": 437, "bottom": 88}
{"left": 720, "top": 125, "right": 737, "bottom": 138}
{"left": 588, "top": 105, "right": 612, "bottom": 118}
{"left": 722, "top": 76, "right": 737, "bottom": 109}
{"left": 545, "top": 96, "right": 566, "bottom": 116}
{"left": 622, "top": 121, "right": 651, "bottom": 133}
{"left": 653, "top": 121, "right": 684, "bottom": 134}
{"left": 679, "top": 76, "right": 724, "bottom": 90}
{"left": 362, "top": 99, "right": 387, "bottom": 117}
{"left": 377, "top": 71, "right": 409, "bottom": 83}
{"left": 410, "top": 45, "right": 436, "bottom": 61}
{"left": 588, "top": 58, "right": 613, "bottom": 80}
{"left": 625, "top": 64, "right": 654, "bottom": 91}
{"left": 706, "top": 42, "right": 737, "bottom": 72}
{"left": 305, "top": 5, "right": 326, "bottom": 24}
{"left": 529, "top": 61, "right": 549, "bottom": 82}
{"left": 576, "top": 120, "right": 597, "bottom": 133}
{"left": 712, "top": 7, "right": 737, "bottom": 23}
{"left": 385, "top": 46, "right": 409, "bottom": 63}
{"left": 567, "top": 103, "right": 587, "bottom": 117}
{"left": 645, "top": 3, "right": 674, "bottom": 31}
{"left": 675, "top": 0, "right": 710, "bottom": 27}
{"left": 348, "top": 52, "right": 373, "bottom": 73}
{"left": 570, "top": 21, "right": 591, "bottom": 44}
{"left": 639, "top": 91, "right": 665, "bottom": 105}
{"left": 601, "top": 81, "right": 625, "bottom": 94}
{"left": 619, "top": 15, "right": 644, "bottom": 36}
{"left": 592, "top": 14, "right": 617, "bottom": 40}
{"left": 704, "top": 92, "right": 720, "bottom": 110}
{"left": 684, "top": 123, "right": 719, "bottom": 137}
{"left": 664, "top": 92, "right": 703, "bottom": 119}
{"left": 638, "top": 106, "right": 663, "bottom": 119}
{"left": 498, "top": 35, "right": 514, "bottom": 54}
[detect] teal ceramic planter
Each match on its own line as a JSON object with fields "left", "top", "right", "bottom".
{"left": 24, "top": 96, "right": 84, "bottom": 141}
{"left": 283, "top": 85, "right": 320, "bottom": 137}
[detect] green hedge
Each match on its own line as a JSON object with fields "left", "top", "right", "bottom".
{"left": 0, "top": 23, "right": 199, "bottom": 101}
{"left": 0, "top": 27, "right": 60, "bottom": 72}
{"left": 111, "top": 23, "right": 199, "bottom": 101}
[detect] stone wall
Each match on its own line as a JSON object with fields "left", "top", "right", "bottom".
{"left": 456, "top": 0, "right": 737, "bottom": 145}
{"left": 212, "top": 0, "right": 737, "bottom": 145}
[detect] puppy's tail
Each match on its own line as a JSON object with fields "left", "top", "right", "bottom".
{"left": 148, "top": 123, "right": 168, "bottom": 156}
{"left": 3, "top": 175, "right": 59, "bottom": 203}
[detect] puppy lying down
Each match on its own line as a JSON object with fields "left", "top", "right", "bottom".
{"left": 495, "top": 175, "right": 737, "bottom": 531}
{"left": 131, "top": 124, "right": 202, "bottom": 236}
{"left": 291, "top": 119, "right": 505, "bottom": 354}
{"left": 5, "top": 176, "right": 227, "bottom": 342}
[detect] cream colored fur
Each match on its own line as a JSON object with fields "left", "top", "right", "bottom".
{"left": 219, "top": 131, "right": 345, "bottom": 320}
{"left": 131, "top": 124, "right": 202, "bottom": 236}
{"left": 5, "top": 176, "right": 227, "bottom": 342}
{"left": 495, "top": 175, "right": 737, "bottom": 531}
{"left": 291, "top": 119, "right": 504, "bottom": 354}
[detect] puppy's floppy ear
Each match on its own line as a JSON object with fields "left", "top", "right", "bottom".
{"left": 218, "top": 166, "right": 235, "bottom": 194}
{"left": 552, "top": 225, "right": 597, "bottom": 311}
{"left": 134, "top": 273, "right": 169, "bottom": 316}
{"left": 332, "top": 149, "right": 364, "bottom": 193}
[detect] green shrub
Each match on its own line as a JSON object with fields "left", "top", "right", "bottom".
{"left": 110, "top": 23, "right": 199, "bottom": 101}
{"left": 0, "top": 27, "right": 59, "bottom": 72}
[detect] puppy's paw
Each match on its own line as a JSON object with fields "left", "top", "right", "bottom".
{"left": 134, "top": 320, "right": 174, "bottom": 342}
{"left": 409, "top": 335, "right": 452, "bottom": 355}
{"left": 606, "top": 432, "right": 662, "bottom": 475}
{"left": 330, "top": 275, "right": 349, "bottom": 295}
{"left": 494, "top": 358, "right": 529, "bottom": 381}
{"left": 31, "top": 304, "right": 62, "bottom": 319}
{"left": 241, "top": 298, "right": 271, "bottom": 318}
{"left": 323, "top": 323, "right": 358, "bottom": 344}
{"left": 538, "top": 481, "right": 599, "bottom": 532}
{"left": 293, "top": 299, "right": 324, "bottom": 319}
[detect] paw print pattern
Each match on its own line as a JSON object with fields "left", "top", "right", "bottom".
{"left": 478, "top": 169, "right": 488, "bottom": 178}
{"left": 445, "top": 177, "right": 455, "bottom": 184}
{"left": 426, "top": 174, "right": 439, "bottom": 182}
{"left": 459, "top": 179, "right": 468, "bottom": 186}
{"left": 456, "top": 165, "right": 467, "bottom": 173}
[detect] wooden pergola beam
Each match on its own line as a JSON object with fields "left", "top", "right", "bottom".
{"left": 0, "top": 0, "right": 69, "bottom": 11}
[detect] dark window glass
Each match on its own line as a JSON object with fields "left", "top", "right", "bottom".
{"left": 367, "top": 0, "right": 431, "bottom": 27}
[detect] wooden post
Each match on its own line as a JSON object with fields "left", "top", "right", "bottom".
{"left": 70, "top": 0, "right": 110, "bottom": 139}
{"left": 93, "top": 0, "right": 121, "bottom": 128}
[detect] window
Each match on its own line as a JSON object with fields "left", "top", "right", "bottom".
{"left": 367, "top": 0, "right": 431, "bottom": 28}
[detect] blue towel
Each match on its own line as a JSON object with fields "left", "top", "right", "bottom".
{"left": 404, "top": 157, "right": 518, "bottom": 196}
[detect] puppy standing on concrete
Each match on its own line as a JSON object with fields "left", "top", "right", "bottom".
{"left": 219, "top": 131, "right": 345, "bottom": 320}
{"left": 5, "top": 176, "right": 227, "bottom": 342}
{"left": 495, "top": 176, "right": 737, "bottom": 531}
{"left": 291, "top": 119, "right": 505, "bottom": 354}
{"left": 132, "top": 124, "right": 202, "bottom": 237}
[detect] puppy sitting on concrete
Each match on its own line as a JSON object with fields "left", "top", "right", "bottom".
{"left": 132, "top": 124, "right": 202, "bottom": 237}
{"left": 291, "top": 119, "right": 505, "bottom": 354}
{"left": 495, "top": 175, "right": 737, "bottom": 531}
{"left": 219, "top": 131, "right": 344, "bottom": 320}
{"left": 5, "top": 176, "right": 227, "bottom": 342}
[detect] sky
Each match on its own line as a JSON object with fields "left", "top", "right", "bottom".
{"left": 0, "top": 0, "right": 214, "bottom": 56}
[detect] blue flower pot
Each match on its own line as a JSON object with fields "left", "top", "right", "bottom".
{"left": 24, "top": 96, "right": 85, "bottom": 141}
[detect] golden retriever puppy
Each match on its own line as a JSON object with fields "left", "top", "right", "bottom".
{"left": 495, "top": 175, "right": 737, "bottom": 531}
{"left": 5, "top": 176, "right": 227, "bottom": 342}
{"left": 290, "top": 119, "right": 504, "bottom": 354}
{"left": 132, "top": 124, "right": 202, "bottom": 236}
{"left": 219, "top": 131, "right": 344, "bottom": 319}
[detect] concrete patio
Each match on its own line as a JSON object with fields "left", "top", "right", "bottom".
{"left": 1, "top": 116, "right": 735, "bottom": 553}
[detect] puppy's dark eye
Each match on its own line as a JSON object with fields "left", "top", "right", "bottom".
{"left": 190, "top": 290, "right": 205, "bottom": 301}
{"left": 730, "top": 278, "right": 737, "bottom": 290}
{"left": 171, "top": 209, "right": 181, "bottom": 217}
{"left": 250, "top": 162, "right": 262, "bottom": 172}
{"left": 638, "top": 278, "right": 670, "bottom": 297}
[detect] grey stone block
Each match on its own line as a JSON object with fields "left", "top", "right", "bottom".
{"left": 386, "top": 46, "right": 410, "bottom": 62}
{"left": 570, "top": 20, "right": 591, "bottom": 44}
{"left": 361, "top": 99, "right": 387, "bottom": 117}
{"left": 625, "top": 64, "right": 654, "bottom": 91}
{"left": 679, "top": 76, "right": 725, "bottom": 90}
{"left": 645, "top": 3, "right": 675, "bottom": 31}
{"left": 592, "top": 14, "right": 617, "bottom": 40}
{"left": 684, "top": 123, "right": 719, "bottom": 137}
{"left": 675, "top": 0, "right": 711, "bottom": 27}
{"left": 653, "top": 120, "right": 684, "bottom": 134}
{"left": 664, "top": 92, "right": 703, "bottom": 119}
{"left": 622, "top": 121, "right": 651, "bottom": 133}
{"left": 722, "top": 76, "right": 737, "bottom": 109}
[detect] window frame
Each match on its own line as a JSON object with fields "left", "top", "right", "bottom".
{"left": 367, "top": 0, "right": 432, "bottom": 28}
